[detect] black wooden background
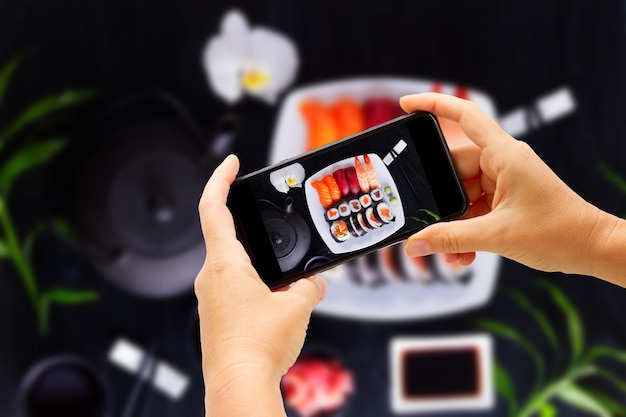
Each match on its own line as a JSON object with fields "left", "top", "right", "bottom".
{"left": 1, "top": 1, "right": 626, "bottom": 416}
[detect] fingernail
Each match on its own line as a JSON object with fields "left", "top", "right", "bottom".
{"left": 405, "top": 240, "right": 432, "bottom": 257}
{"left": 312, "top": 276, "right": 328, "bottom": 300}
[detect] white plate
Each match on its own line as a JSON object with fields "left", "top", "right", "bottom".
{"left": 304, "top": 153, "right": 405, "bottom": 254}
{"left": 269, "top": 77, "right": 497, "bottom": 163}
{"left": 269, "top": 77, "right": 500, "bottom": 321}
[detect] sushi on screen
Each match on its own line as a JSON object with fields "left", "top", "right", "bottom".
{"left": 309, "top": 154, "right": 397, "bottom": 244}
{"left": 329, "top": 201, "right": 395, "bottom": 242}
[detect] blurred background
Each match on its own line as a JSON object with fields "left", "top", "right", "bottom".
{"left": 2, "top": 0, "right": 626, "bottom": 416}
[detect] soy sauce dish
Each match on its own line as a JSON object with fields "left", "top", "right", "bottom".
{"left": 389, "top": 334, "right": 493, "bottom": 414}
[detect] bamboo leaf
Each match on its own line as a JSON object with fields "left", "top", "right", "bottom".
{"left": 38, "top": 288, "right": 99, "bottom": 334}
{"left": 555, "top": 382, "right": 611, "bottom": 417}
{"left": 52, "top": 218, "right": 77, "bottom": 240}
{"left": 508, "top": 289, "right": 560, "bottom": 354}
{"left": 476, "top": 318, "right": 545, "bottom": 383}
{"left": 408, "top": 216, "right": 430, "bottom": 225}
{"left": 46, "top": 288, "right": 99, "bottom": 304}
{"left": 587, "top": 345, "right": 626, "bottom": 364}
{"left": 580, "top": 387, "right": 626, "bottom": 416}
{"left": 0, "top": 138, "right": 66, "bottom": 195}
{"left": 0, "top": 238, "right": 9, "bottom": 258}
{"left": 417, "top": 208, "right": 441, "bottom": 221}
{"left": 598, "top": 162, "right": 626, "bottom": 195}
{"left": 0, "top": 54, "right": 24, "bottom": 106}
{"left": 596, "top": 367, "right": 626, "bottom": 393}
{"left": 493, "top": 361, "right": 518, "bottom": 415}
{"left": 0, "top": 89, "right": 96, "bottom": 149}
{"left": 539, "top": 401, "right": 557, "bottom": 417}
{"left": 538, "top": 281, "right": 584, "bottom": 364}
{"left": 22, "top": 222, "right": 46, "bottom": 262}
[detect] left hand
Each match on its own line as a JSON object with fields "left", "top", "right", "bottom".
{"left": 195, "top": 155, "right": 328, "bottom": 396}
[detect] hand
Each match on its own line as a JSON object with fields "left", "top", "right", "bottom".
{"left": 195, "top": 155, "right": 328, "bottom": 416}
{"left": 400, "top": 93, "right": 623, "bottom": 281}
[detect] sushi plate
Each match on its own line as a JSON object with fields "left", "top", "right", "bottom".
{"left": 304, "top": 153, "right": 405, "bottom": 254}
{"left": 269, "top": 77, "right": 497, "bottom": 163}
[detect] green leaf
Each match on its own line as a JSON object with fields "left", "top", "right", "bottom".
{"left": 539, "top": 401, "right": 557, "bottom": 417}
{"left": 476, "top": 318, "right": 545, "bottom": 384}
{"left": 52, "top": 218, "right": 77, "bottom": 240}
{"left": 0, "top": 54, "right": 24, "bottom": 106}
{"left": 0, "top": 89, "right": 96, "bottom": 149}
{"left": 0, "top": 138, "right": 66, "bottom": 195}
{"left": 0, "top": 238, "right": 9, "bottom": 258}
{"left": 598, "top": 163, "right": 626, "bottom": 195}
{"left": 38, "top": 288, "right": 99, "bottom": 335}
{"left": 22, "top": 222, "right": 46, "bottom": 262}
{"left": 508, "top": 289, "right": 560, "bottom": 354}
{"left": 587, "top": 345, "right": 626, "bottom": 364}
{"left": 46, "top": 288, "right": 99, "bottom": 304}
{"left": 538, "top": 281, "right": 584, "bottom": 364}
{"left": 408, "top": 216, "right": 430, "bottom": 225}
{"left": 596, "top": 367, "right": 626, "bottom": 393}
{"left": 555, "top": 382, "right": 611, "bottom": 417}
{"left": 494, "top": 361, "right": 518, "bottom": 415}
{"left": 417, "top": 208, "right": 441, "bottom": 221}
{"left": 580, "top": 387, "right": 626, "bottom": 416}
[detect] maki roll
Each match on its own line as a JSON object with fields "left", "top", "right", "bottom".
{"left": 326, "top": 207, "right": 340, "bottom": 221}
{"left": 330, "top": 220, "right": 350, "bottom": 242}
{"left": 365, "top": 207, "right": 382, "bottom": 229}
{"left": 338, "top": 203, "right": 351, "bottom": 217}
{"left": 357, "top": 213, "right": 371, "bottom": 233}
{"left": 349, "top": 215, "right": 366, "bottom": 237}
{"left": 370, "top": 188, "right": 384, "bottom": 201}
{"left": 359, "top": 193, "right": 372, "bottom": 209}
{"left": 376, "top": 202, "right": 395, "bottom": 223}
{"left": 349, "top": 199, "right": 362, "bottom": 213}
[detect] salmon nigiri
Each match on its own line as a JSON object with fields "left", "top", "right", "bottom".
{"left": 322, "top": 174, "right": 342, "bottom": 202}
{"left": 311, "top": 180, "right": 333, "bottom": 208}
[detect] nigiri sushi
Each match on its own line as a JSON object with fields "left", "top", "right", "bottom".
{"left": 363, "top": 154, "right": 381, "bottom": 189}
{"left": 322, "top": 174, "right": 342, "bottom": 202}
{"left": 354, "top": 156, "right": 370, "bottom": 193}
{"left": 332, "top": 168, "right": 350, "bottom": 197}
{"left": 344, "top": 166, "right": 361, "bottom": 196}
{"left": 311, "top": 180, "right": 333, "bottom": 208}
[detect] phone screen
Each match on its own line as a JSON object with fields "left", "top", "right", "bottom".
{"left": 228, "top": 112, "right": 468, "bottom": 288}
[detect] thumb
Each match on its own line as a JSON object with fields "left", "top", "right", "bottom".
{"left": 285, "top": 276, "right": 328, "bottom": 312}
{"left": 404, "top": 216, "right": 497, "bottom": 257}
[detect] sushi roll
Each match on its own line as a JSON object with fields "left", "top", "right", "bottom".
{"left": 330, "top": 220, "right": 350, "bottom": 242}
{"left": 359, "top": 193, "right": 372, "bottom": 208}
{"left": 325, "top": 207, "right": 340, "bottom": 222}
{"left": 338, "top": 203, "right": 351, "bottom": 217}
{"left": 365, "top": 207, "right": 383, "bottom": 229}
{"left": 349, "top": 215, "right": 366, "bottom": 237}
{"left": 349, "top": 199, "right": 362, "bottom": 213}
{"left": 370, "top": 188, "right": 384, "bottom": 201}
{"left": 376, "top": 202, "right": 395, "bottom": 223}
{"left": 357, "top": 213, "right": 371, "bottom": 233}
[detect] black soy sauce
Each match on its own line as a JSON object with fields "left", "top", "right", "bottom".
{"left": 401, "top": 347, "right": 480, "bottom": 399}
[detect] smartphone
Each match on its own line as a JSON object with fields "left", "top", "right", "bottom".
{"left": 227, "top": 111, "right": 469, "bottom": 289}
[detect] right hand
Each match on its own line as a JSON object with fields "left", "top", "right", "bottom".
{"left": 401, "top": 93, "right": 617, "bottom": 278}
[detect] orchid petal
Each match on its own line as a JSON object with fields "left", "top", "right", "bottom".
{"left": 202, "top": 37, "right": 244, "bottom": 104}
{"left": 220, "top": 10, "right": 251, "bottom": 59}
{"left": 247, "top": 27, "right": 299, "bottom": 103}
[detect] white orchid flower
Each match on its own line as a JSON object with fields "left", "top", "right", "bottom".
{"left": 202, "top": 10, "right": 299, "bottom": 104}
{"left": 270, "top": 163, "right": 305, "bottom": 194}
